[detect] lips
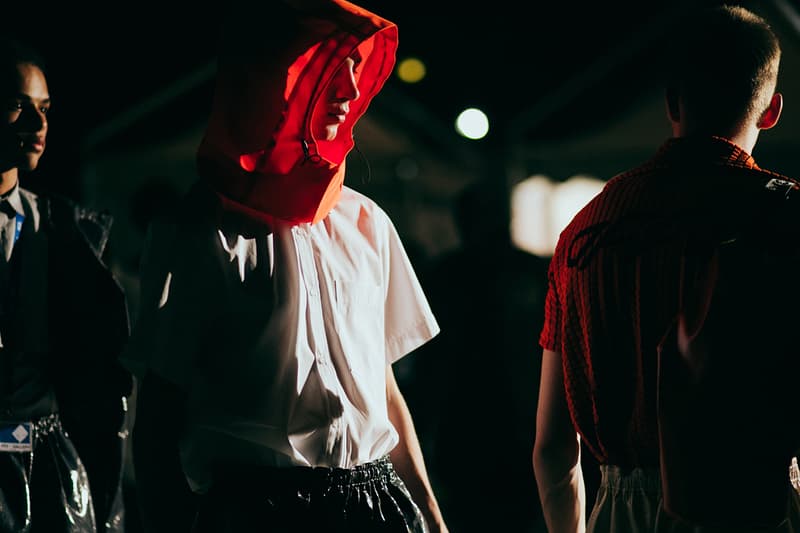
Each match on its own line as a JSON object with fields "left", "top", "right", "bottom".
{"left": 328, "top": 105, "right": 349, "bottom": 123}
{"left": 19, "top": 137, "right": 45, "bottom": 153}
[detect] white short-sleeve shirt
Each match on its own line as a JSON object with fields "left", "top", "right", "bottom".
{"left": 125, "top": 186, "right": 439, "bottom": 492}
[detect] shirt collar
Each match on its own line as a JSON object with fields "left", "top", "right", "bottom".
{"left": 0, "top": 182, "right": 24, "bottom": 218}
{"left": 654, "top": 136, "right": 758, "bottom": 169}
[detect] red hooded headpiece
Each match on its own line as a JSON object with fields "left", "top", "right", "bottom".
{"left": 197, "top": 0, "right": 397, "bottom": 226}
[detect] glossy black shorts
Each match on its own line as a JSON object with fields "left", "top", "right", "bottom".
{"left": 0, "top": 413, "right": 96, "bottom": 533}
{"left": 192, "top": 455, "right": 427, "bottom": 533}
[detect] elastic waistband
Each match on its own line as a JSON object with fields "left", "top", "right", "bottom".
{"left": 31, "top": 412, "right": 62, "bottom": 438}
{"left": 599, "top": 464, "right": 662, "bottom": 493}
{"left": 215, "top": 455, "right": 396, "bottom": 491}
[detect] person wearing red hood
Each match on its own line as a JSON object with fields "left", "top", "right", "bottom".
{"left": 122, "top": 1, "right": 448, "bottom": 532}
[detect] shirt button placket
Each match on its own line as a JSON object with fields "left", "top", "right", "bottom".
{"left": 297, "top": 228, "right": 326, "bottom": 367}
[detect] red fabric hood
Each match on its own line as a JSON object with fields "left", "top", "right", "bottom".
{"left": 197, "top": 0, "right": 398, "bottom": 225}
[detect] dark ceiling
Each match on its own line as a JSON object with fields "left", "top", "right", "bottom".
{"left": 17, "top": 1, "right": 738, "bottom": 133}
{"left": 8, "top": 0, "right": 792, "bottom": 193}
{"left": 362, "top": 1, "right": 679, "bottom": 136}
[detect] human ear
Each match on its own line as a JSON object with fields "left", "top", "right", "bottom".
{"left": 757, "top": 92, "right": 783, "bottom": 130}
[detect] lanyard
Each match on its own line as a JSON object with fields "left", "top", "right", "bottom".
{"left": 0, "top": 212, "right": 23, "bottom": 355}
{"left": 13, "top": 213, "right": 23, "bottom": 244}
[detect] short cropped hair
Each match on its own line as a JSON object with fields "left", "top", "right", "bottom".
{"left": 667, "top": 5, "right": 781, "bottom": 132}
{"left": 0, "top": 37, "right": 46, "bottom": 74}
{"left": 0, "top": 37, "right": 47, "bottom": 95}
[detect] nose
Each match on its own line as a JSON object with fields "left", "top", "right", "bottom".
{"left": 333, "top": 61, "right": 360, "bottom": 102}
{"left": 20, "top": 105, "right": 47, "bottom": 133}
{"left": 341, "top": 70, "right": 360, "bottom": 101}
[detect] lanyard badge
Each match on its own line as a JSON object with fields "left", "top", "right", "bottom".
{"left": 0, "top": 422, "right": 32, "bottom": 452}
{"left": 13, "top": 213, "right": 23, "bottom": 244}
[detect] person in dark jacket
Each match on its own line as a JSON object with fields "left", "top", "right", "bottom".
{"left": 0, "top": 37, "right": 132, "bottom": 533}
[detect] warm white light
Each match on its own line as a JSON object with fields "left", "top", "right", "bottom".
{"left": 455, "top": 108, "right": 489, "bottom": 140}
{"left": 511, "top": 174, "right": 605, "bottom": 256}
{"left": 511, "top": 176, "right": 555, "bottom": 257}
{"left": 550, "top": 176, "right": 604, "bottom": 242}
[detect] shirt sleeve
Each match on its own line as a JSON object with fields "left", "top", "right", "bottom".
{"left": 120, "top": 220, "right": 221, "bottom": 390}
{"left": 539, "top": 252, "right": 561, "bottom": 352}
{"left": 381, "top": 215, "right": 440, "bottom": 364}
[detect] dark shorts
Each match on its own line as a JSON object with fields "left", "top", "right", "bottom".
{"left": 0, "top": 413, "right": 96, "bottom": 533}
{"left": 192, "top": 455, "right": 428, "bottom": 533}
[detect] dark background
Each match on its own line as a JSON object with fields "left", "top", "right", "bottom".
{"left": 8, "top": 1, "right": 800, "bottom": 531}
{"left": 15, "top": 0, "right": 772, "bottom": 194}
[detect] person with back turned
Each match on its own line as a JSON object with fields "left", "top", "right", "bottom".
{"left": 533, "top": 5, "right": 800, "bottom": 532}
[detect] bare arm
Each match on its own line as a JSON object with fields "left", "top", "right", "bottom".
{"left": 386, "top": 364, "right": 449, "bottom": 533}
{"left": 132, "top": 372, "right": 197, "bottom": 533}
{"left": 533, "top": 349, "right": 586, "bottom": 533}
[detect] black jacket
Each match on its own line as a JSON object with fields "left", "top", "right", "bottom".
{"left": 41, "top": 193, "right": 132, "bottom": 532}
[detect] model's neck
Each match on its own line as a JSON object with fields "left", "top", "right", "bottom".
{"left": 0, "top": 170, "right": 18, "bottom": 196}
{"left": 726, "top": 128, "right": 759, "bottom": 155}
{"left": 672, "top": 124, "right": 758, "bottom": 155}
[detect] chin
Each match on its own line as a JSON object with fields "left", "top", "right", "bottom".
{"left": 320, "top": 126, "right": 339, "bottom": 142}
{"left": 20, "top": 156, "right": 41, "bottom": 172}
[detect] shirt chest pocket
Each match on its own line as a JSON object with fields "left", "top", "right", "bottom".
{"left": 331, "top": 279, "right": 384, "bottom": 365}
{"left": 333, "top": 279, "right": 383, "bottom": 319}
